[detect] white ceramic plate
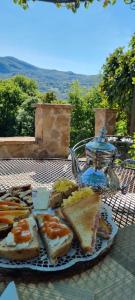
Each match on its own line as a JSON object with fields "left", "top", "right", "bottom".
{"left": 0, "top": 203, "right": 118, "bottom": 272}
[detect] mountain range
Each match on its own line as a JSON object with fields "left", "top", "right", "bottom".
{"left": 0, "top": 56, "right": 100, "bottom": 98}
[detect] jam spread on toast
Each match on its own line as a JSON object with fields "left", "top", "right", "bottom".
{"left": 0, "top": 201, "right": 21, "bottom": 207}
{"left": 41, "top": 214, "right": 70, "bottom": 239}
{"left": 12, "top": 219, "right": 31, "bottom": 244}
{"left": 0, "top": 217, "right": 13, "bottom": 224}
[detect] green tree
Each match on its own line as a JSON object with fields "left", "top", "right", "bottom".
{"left": 69, "top": 81, "right": 102, "bottom": 146}
{"left": 39, "top": 91, "right": 57, "bottom": 103}
{"left": 0, "top": 75, "right": 39, "bottom": 137}
{"left": 100, "top": 33, "right": 135, "bottom": 134}
{"left": 13, "top": 75, "right": 39, "bottom": 136}
{"left": 128, "top": 133, "right": 135, "bottom": 160}
{"left": 12, "top": 75, "right": 38, "bottom": 96}
{"left": 16, "top": 95, "right": 39, "bottom": 136}
{"left": 0, "top": 79, "right": 25, "bottom": 136}
{"left": 68, "top": 81, "right": 86, "bottom": 146}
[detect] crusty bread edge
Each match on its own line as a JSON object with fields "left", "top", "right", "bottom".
{"left": 49, "top": 185, "right": 78, "bottom": 209}
{"left": 0, "top": 211, "right": 30, "bottom": 238}
{"left": 36, "top": 215, "right": 73, "bottom": 263}
{"left": 48, "top": 234, "right": 73, "bottom": 263}
{"left": 49, "top": 192, "right": 62, "bottom": 209}
{"left": 62, "top": 209, "right": 98, "bottom": 253}
{"left": 62, "top": 194, "right": 101, "bottom": 253}
{"left": 10, "top": 184, "right": 31, "bottom": 193}
{"left": 62, "top": 193, "right": 101, "bottom": 211}
{"left": 0, "top": 228, "right": 40, "bottom": 261}
{"left": 0, "top": 225, "right": 13, "bottom": 239}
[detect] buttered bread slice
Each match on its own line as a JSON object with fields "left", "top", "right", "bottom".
{"left": 0, "top": 215, "right": 40, "bottom": 260}
{"left": 36, "top": 214, "right": 73, "bottom": 263}
{"left": 62, "top": 188, "right": 101, "bottom": 253}
{"left": 49, "top": 178, "right": 78, "bottom": 208}
{"left": 0, "top": 209, "right": 30, "bottom": 238}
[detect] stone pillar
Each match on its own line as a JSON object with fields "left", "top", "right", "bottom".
{"left": 33, "top": 104, "right": 73, "bottom": 158}
{"left": 94, "top": 108, "right": 117, "bottom": 136}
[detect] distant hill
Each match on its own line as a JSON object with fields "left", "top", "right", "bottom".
{"left": 0, "top": 56, "right": 100, "bottom": 98}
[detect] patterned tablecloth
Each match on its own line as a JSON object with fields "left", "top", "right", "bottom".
{"left": 0, "top": 159, "right": 135, "bottom": 300}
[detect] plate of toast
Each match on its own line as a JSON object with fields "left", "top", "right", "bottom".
{"left": 0, "top": 179, "right": 118, "bottom": 272}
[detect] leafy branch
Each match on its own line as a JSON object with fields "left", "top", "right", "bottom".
{"left": 12, "top": 0, "right": 135, "bottom": 12}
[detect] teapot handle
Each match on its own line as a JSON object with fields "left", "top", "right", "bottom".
{"left": 69, "top": 148, "right": 81, "bottom": 182}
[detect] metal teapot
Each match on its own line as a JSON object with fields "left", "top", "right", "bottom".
{"left": 70, "top": 128, "right": 134, "bottom": 193}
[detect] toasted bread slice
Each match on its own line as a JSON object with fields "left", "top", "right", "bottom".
{"left": 97, "top": 216, "right": 112, "bottom": 239}
{"left": 36, "top": 214, "right": 73, "bottom": 264}
{"left": 0, "top": 228, "right": 39, "bottom": 260}
{"left": 56, "top": 208, "right": 112, "bottom": 240}
{"left": 62, "top": 188, "right": 101, "bottom": 253}
{"left": 10, "top": 184, "right": 31, "bottom": 196}
{"left": 0, "top": 216, "right": 40, "bottom": 260}
{"left": 0, "top": 209, "right": 30, "bottom": 238}
{"left": 0, "top": 209, "right": 30, "bottom": 220}
{"left": 1, "top": 185, "right": 33, "bottom": 209}
{"left": 0, "top": 200, "right": 28, "bottom": 210}
{"left": 55, "top": 207, "right": 65, "bottom": 220}
{"left": 0, "top": 223, "right": 12, "bottom": 239}
{"left": 49, "top": 179, "right": 78, "bottom": 208}
{"left": 9, "top": 185, "right": 33, "bottom": 208}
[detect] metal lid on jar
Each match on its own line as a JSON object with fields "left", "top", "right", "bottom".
{"left": 86, "top": 128, "right": 117, "bottom": 154}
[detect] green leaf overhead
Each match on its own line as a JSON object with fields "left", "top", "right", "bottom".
{"left": 12, "top": 0, "right": 135, "bottom": 11}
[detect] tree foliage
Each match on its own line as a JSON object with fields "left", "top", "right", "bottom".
{"left": 0, "top": 79, "right": 24, "bottom": 136}
{"left": 16, "top": 95, "right": 39, "bottom": 136}
{"left": 12, "top": 75, "right": 38, "bottom": 95}
{"left": 100, "top": 33, "right": 135, "bottom": 133}
{"left": 0, "top": 33, "right": 135, "bottom": 145}
{"left": 38, "top": 91, "right": 57, "bottom": 103}
{"left": 0, "top": 76, "right": 38, "bottom": 137}
{"left": 0, "top": 76, "right": 66, "bottom": 138}
{"left": 68, "top": 81, "right": 103, "bottom": 146}
{"left": 12, "top": 0, "right": 135, "bottom": 12}
{"left": 128, "top": 133, "right": 135, "bottom": 159}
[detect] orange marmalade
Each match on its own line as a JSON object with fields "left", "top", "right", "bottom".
{"left": 0, "top": 200, "right": 21, "bottom": 207}
{"left": 12, "top": 219, "right": 31, "bottom": 244}
{"left": 41, "top": 214, "right": 70, "bottom": 239}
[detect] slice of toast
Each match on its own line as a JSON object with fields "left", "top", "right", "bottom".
{"left": 49, "top": 179, "right": 78, "bottom": 208}
{"left": 97, "top": 216, "right": 112, "bottom": 239}
{"left": 36, "top": 214, "right": 73, "bottom": 264}
{"left": 9, "top": 184, "right": 31, "bottom": 196}
{"left": 0, "top": 223, "right": 12, "bottom": 239}
{"left": 0, "top": 209, "right": 30, "bottom": 220}
{"left": 56, "top": 208, "right": 112, "bottom": 240}
{"left": 62, "top": 188, "right": 101, "bottom": 253}
{"left": 0, "top": 200, "right": 28, "bottom": 210}
{"left": 0, "top": 185, "right": 33, "bottom": 208}
{"left": 0, "top": 209, "right": 30, "bottom": 238}
{"left": 0, "top": 216, "right": 40, "bottom": 260}
{"left": 9, "top": 184, "right": 33, "bottom": 208}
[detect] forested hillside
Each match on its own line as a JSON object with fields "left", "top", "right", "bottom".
{"left": 0, "top": 34, "right": 134, "bottom": 148}
{"left": 0, "top": 56, "right": 100, "bottom": 98}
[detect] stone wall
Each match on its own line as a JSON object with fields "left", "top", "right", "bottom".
{"left": 94, "top": 108, "right": 117, "bottom": 136}
{"left": 0, "top": 104, "right": 73, "bottom": 159}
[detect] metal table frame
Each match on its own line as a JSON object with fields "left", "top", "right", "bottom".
{"left": 0, "top": 158, "right": 135, "bottom": 228}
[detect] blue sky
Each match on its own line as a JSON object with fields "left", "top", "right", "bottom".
{"left": 0, "top": 0, "right": 134, "bottom": 75}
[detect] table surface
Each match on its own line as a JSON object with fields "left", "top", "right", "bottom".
{"left": 0, "top": 159, "right": 135, "bottom": 300}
